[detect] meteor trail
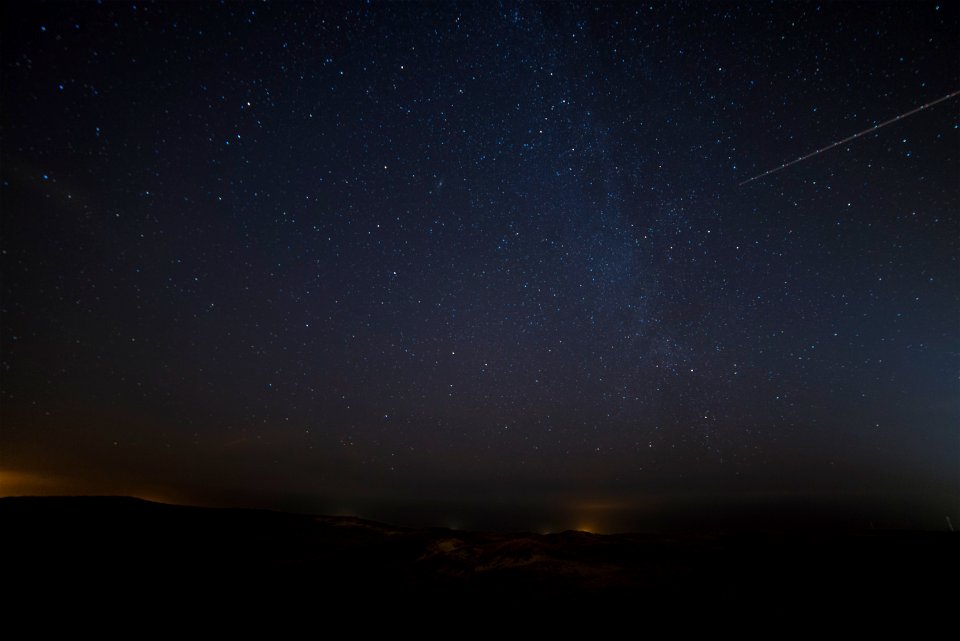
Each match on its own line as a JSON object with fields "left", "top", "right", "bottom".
{"left": 739, "top": 89, "right": 960, "bottom": 186}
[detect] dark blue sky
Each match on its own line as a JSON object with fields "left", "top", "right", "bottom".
{"left": 2, "top": 2, "right": 957, "bottom": 530}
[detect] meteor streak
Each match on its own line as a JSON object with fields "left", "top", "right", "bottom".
{"left": 739, "top": 89, "right": 960, "bottom": 186}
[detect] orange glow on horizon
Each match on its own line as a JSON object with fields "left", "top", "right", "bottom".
{"left": 0, "top": 468, "right": 179, "bottom": 505}
{"left": 0, "top": 469, "right": 62, "bottom": 496}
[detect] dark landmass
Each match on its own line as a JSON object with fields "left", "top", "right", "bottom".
{"left": 2, "top": 496, "right": 955, "bottom": 628}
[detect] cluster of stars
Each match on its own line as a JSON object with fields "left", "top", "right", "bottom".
{"left": 0, "top": 2, "right": 956, "bottom": 520}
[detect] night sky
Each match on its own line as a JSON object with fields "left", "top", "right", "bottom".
{"left": 2, "top": 2, "right": 957, "bottom": 532}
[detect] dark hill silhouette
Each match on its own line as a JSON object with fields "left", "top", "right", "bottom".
{"left": 2, "top": 496, "right": 955, "bottom": 628}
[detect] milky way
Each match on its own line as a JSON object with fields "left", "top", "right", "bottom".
{"left": 1, "top": 2, "right": 957, "bottom": 530}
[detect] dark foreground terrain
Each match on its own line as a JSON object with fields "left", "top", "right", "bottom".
{"left": 2, "top": 496, "right": 955, "bottom": 629}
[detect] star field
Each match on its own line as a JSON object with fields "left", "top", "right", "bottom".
{"left": 2, "top": 2, "right": 957, "bottom": 529}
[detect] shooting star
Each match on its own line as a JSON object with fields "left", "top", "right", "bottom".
{"left": 739, "top": 89, "right": 960, "bottom": 186}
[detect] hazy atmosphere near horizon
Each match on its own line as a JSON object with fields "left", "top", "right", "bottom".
{"left": 2, "top": 1, "right": 957, "bottom": 533}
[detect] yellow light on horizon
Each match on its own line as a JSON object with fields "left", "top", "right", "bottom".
{"left": 0, "top": 469, "right": 62, "bottom": 496}
{"left": 0, "top": 468, "right": 180, "bottom": 506}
